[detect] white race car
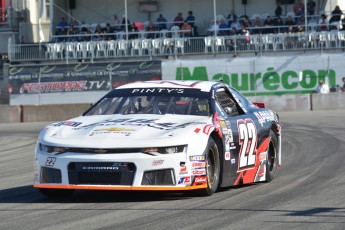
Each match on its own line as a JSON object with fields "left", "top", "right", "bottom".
{"left": 34, "top": 80, "right": 281, "bottom": 197}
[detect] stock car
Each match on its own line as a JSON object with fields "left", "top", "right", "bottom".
{"left": 34, "top": 80, "right": 282, "bottom": 197}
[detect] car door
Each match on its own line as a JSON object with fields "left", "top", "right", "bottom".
{"left": 213, "top": 86, "right": 261, "bottom": 187}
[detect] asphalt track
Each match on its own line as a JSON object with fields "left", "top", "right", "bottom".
{"left": 0, "top": 110, "right": 345, "bottom": 230}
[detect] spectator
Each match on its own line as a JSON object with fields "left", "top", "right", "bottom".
{"left": 296, "top": 15, "right": 306, "bottom": 27}
{"left": 181, "top": 20, "right": 192, "bottom": 37}
{"left": 315, "top": 80, "right": 329, "bottom": 94}
{"left": 208, "top": 20, "right": 219, "bottom": 36}
{"left": 341, "top": 18, "right": 345, "bottom": 31}
{"left": 263, "top": 16, "right": 274, "bottom": 34}
{"left": 103, "top": 23, "right": 115, "bottom": 40}
{"left": 342, "top": 77, "right": 345, "bottom": 91}
{"left": 307, "top": 0, "right": 316, "bottom": 16}
{"left": 285, "top": 15, "right": 295, "bottom": 28}
{"left": 252, "top": 15, "right": 262, "bottom": 34}
{"left": 293, "top": 0, "right": 305, "bottom": 17}
{"left": 318, "top": 14, "right": 328, "bottom": 31}
{"left": 55, "top": 26, "right": 67, "bottom": 42}
{"left": 94, "top": 24, "right": 104, "bottom": 41}
{"left": 146, "top": 21, "right": 157, "bottom": 39}
{"left": 218, "top": 18, "right": 229, "bottom": 35}
{"left": 230, "top": 18, "right": 242, "bottom": 33}
{"left": 275, "top": 0, "right": 282, "bottom": 18}
{"left": 69, "top": 17, "right": 79, "bottom": 28}
{"left": 67, "top": 26, "right": 78, "bottom": 41}
{"left": 226, "top": 9, "right": 237, "bottom": 25}
{"left": 186, "top": 11, "right": 197, "bottom": 36}
{"left": 174, "top": 12, "right": 184, "bottom": 28}
{"left": 274, "top": 16, "right": 284, "bottom": 33}
{"left": 242, "top": 16, "right": 252, "bottom": 30}
{"left": 121, "top": 15, "right": 132, "bottom": 32}
{"left": 113, "top": 14, "right": 121, "bottom": 31}
{"left": 57, "top": 17, "right": 68, "bottom": 28}
{"left": 330, "top": 5, "right": 343, "bottom": 23}
{"left": 156, "top": 14, "right": 167, "bottom": 30}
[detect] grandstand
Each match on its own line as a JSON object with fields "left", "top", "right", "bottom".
{"left": 0, "top": 0, "right": 344, "bottom": 105}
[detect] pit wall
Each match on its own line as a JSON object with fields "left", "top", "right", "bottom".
{"left": 0, "top": 94, "right": 344, "bottom": 123}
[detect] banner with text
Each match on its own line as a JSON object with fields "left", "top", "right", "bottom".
{"left": 162, "top": 54, "right": 345, "bottom": 96}
{"left": 8, "top": 61, "right": 161, "bottom": 94}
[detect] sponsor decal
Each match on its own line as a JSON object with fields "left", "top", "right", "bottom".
{"left": 131, "top": 88, "right": 184, "bottom": 94}
{"left": 194, "top": 128, "right": 201, "bottom": 134}
{"left": 254, "top": 111, "right": 275, "bottom": 126}
{"left": 20, "top": 81, "right": 87, "bottom": 93}
{"left": 192, "top": 169, "right": 206, "bottom": 175}
{"left": 191, "top": 162, "right": 206, "bottom": 168}
{"left": 219, "top": 120, "right": 226, "bottom": 128}
{"left": 95, "top": 127, "right": 135, "bottom": 132}
{"left": 194, "top": 176, "right": 207, "bottom": 184}
{"left": 259, "top": 152, "right": 267, "bottom": 162}
{"left": 52, "top": 121, "right": 82, "bottom": 127}
{"left": 179, "top": 165, "right": 188, "bottom": 175}
{"left": 45, "top": 157, "right": 56, "bottom": 167}
{"left": 258, "top": 166, "right": 265, "bottom": 177}
{"left": 189, "top": 155, "right": 205, "bottom": 161}
{"left": 178, "top": 176, "right": 191, "bottom": 185}
{"left": 225, "top": 152, "right": 231, "bottom": 161}
{"left": 152, "top": 160, "right": 164, "bottom": 166}
{"left": 231, "top": 158, "right": 236, "bottom": 164}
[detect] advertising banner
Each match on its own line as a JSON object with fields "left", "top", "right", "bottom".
{"left": 8, "top": 61, "right": 161, "bottom": 95}
{"left": 162, "top": 54, "right": 345, "bottom": 96}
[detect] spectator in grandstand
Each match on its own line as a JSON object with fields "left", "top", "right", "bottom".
{"left": 208, "top": 20, "right": 219, "bottom": 36}
{"left": 218, "top": 18, "right": 229, "bottom": 35}
{"left": 129, "top": 23, "right": 139, "bottom": 39}
{"left": 57, "top": 17, "right": 68, "bottom": 28}
{"left": 341, "top": 18, "right": 345, "bottom": 31}
{"left": 285, "top": 14, "right": 295, "bottom": 32}
{"left": 93, "top": 24, "right": 105, "bottom": 41}
{"left": 330, "top": 84, "right": 341, "bottom": 92}
{"left": 296, "top": 15, "right": 306, "bottom": 27}
{"left": 307, "top": 0, "right": 316, "bottom": 16}
{"left": 315, "top": 80, "right": 329, "bottom": 94}
{"left": 121, "top": 15, "right": 132, "bottom": 32}
{"left": 174, "top": 12, "right": 184, "bottom": 28}
{"left": 318, "top": 14, "right": 328, "bottom": 31}
{"left": 146, "top": 21, "right": 157, "bottom": 39}
{"left": 252, "top": 15, "right": 262, "bottom": 34}
{"left": 242, "top": 16, "right": 252, "bottom": 30}
{"left": 226, "top": 9, "right": 237, "bottom": 26}
{"left": 103, "top": 23, "right": 115, "bottom": 40}
{"left": 293, "top": 0, "right": 305, "bottom": 17}
{"left": 69, "top": 17, "right": 79, "bottom": 28}
{"left": 181, "top": 20, "right": 192, "bottom": 37}
{"left": 156, "top": 14, "right": 167, "bottom": 30}
{"left": 274, "top": 16, "right": 284, "bottom": 33}
{"left": 186, "top": 11, "right": 197, "bottom": 36}
{"left": 341, "top": 77, "right": 345, "bottom": 91}
{"left": 113, "top": 14, "right": 121, "bottom": 31}
{"left": 329, "top": 5, "right": 343, "bottom": 23}
{"left": 55, "top": 26, "right": 68, "bottom": 42}
{"left": 263, "top": 16, "right": 274, "bottom": 34}
{"left": 67, "top": 26, "right": 78, "bottom": 42}
{"left": 274, "top": 0, "right": 282, "bottom": 18}
{"left": 230, "top": 18, "right": 242, "bottom": 33}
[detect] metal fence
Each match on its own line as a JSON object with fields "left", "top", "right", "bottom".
{"left": 8, "top": 30, "right": 345, "bottom": 63}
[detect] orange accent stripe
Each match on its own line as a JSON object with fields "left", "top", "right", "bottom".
{"left": 34, "top": 184, "right": 207, "bottom": 191}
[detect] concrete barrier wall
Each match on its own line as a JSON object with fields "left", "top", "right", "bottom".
{"left": 0, "top": 94, "right": 344, "bottom": 123}
{"left": 0, "top": 105, "right": 21, "bottom": 123}
{"left": 311, "top": 93, "right": 345, "bottom": 110}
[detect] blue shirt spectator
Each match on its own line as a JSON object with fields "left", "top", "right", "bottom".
{"left": 156, "top": 14, "right": 167, "bottom": 30}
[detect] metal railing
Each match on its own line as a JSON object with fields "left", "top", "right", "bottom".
{"left": 7, "top": 30, "right": 345, "bottom": 63}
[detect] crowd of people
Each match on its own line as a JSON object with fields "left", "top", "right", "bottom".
{"left": 208, "top": 3, "right": 345, "bottom": 37}
{"left": 54, "top": 11, "right": 198, "bottom": 42}
{"left": 315, "top": 77, "right": 345, "bottom": 94}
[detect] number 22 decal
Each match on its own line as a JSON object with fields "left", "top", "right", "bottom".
{"left": 45, "top": 157, "right": 56, "bottom": 167}
{"left": 237, "top": 119, "right": 257, "bottom": 171}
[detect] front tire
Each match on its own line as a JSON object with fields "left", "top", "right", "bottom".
{"left": 265, "top": 130, "right": 278, "bottom": 182}
{"left": 198, "top": 137, "right": 220, "bottom": 196}
{"left": 39, "top": 188, "right": 75, "bottom": 198}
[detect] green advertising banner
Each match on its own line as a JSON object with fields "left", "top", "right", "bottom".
{"left": 162, "top": 54, "right": 345, "bottom": 96}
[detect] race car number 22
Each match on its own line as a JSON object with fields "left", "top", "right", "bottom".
{"left": 45, "top": 157, "right": 56, "bottom": 167}
{"left": 237, "top": 119, "right": 257, "bottom": 170}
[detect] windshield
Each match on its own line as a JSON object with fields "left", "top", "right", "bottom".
{"left": 85, "top": 95, "right": 211, "bottom": 116}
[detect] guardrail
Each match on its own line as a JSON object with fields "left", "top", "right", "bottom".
{"left": 8, "top": 31, "right": 345, "bottom": 63}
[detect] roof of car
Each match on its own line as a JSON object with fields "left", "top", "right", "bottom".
{"left": 116, "top": 80, "right": 222, "bottom": 92}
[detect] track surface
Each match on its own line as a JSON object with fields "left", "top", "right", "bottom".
{"left": 1, "top": 110, "right": 345, "bottom": 230}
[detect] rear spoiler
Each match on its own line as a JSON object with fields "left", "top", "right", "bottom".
{"left": 252, "top": 102, "right": 266, "bottom": 108}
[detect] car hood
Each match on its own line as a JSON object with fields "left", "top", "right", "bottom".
{"left": 40, "top": 114, "right": 211, "bottom": 148}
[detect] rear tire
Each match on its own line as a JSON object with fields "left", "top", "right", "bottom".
{"left": 39, "top": 188, "right": 75, "bottom": 198}
{"left": 266, "top": 130, "right": 278, "bottom": 182}
{"left": 197, "top": 137, "right": 220, "bottom": 196}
